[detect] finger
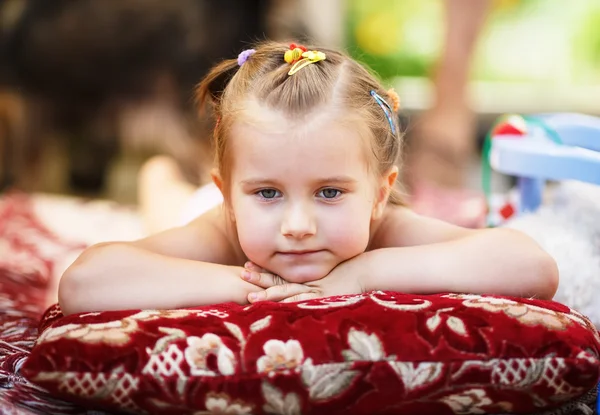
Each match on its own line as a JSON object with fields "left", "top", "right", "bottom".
{"left": 241, "top": 269, "right": 285, "bottom": 289}
{"left": 281, "top": 292, "right": 319, "bottom": 303}
{"left": 244, "top": 261, "right": 265, "bottom": 272}
{"left": 249, "top": 283, "right": 309, "bottom": 303}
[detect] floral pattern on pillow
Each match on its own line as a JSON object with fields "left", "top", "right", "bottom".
{"left": 23, "top": 291, "right": 600, "bottom": 415}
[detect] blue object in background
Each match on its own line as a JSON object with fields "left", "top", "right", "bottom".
{"left": 487, "top": 113, "right": 600, "bottom": 214}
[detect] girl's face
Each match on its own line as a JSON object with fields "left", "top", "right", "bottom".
{"left": 223, "top": 112, "right": 391, "bottom": 283}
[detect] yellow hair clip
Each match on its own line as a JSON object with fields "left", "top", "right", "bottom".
{"left": 284, "top": 47, "right": 305, "bottom": 64}
{"left": 287, "top": 50, "right": 326, "bottom": 76}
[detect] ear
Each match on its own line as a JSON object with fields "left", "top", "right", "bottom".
{"left": 211, "top": 168, "right": 235, "bottom": 222}
{"left": 371, "top": 166, "right": 399, "bottom": 220}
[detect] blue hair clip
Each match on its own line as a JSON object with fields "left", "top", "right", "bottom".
{"left": 370, "top": 90, "right": 396, "bottom": 134}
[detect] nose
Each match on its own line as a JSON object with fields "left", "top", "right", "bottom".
{"left": 281, "top": 202, "right": 316, "bottom": 239}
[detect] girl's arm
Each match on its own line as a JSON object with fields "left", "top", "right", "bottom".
{"left": 360, "top": 207, "right": 559, "bottom": 299}
{"left": 59, "top": 207, "right": 253, "bottom": 315}
{"left": 359, "top": 229, "right": 557, "bottom": 300}
{"left": 59, "top": 243, "right": 259, "bottom": 315}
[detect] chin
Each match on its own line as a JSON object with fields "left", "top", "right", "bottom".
{"left": 276, "top": 264, "right": 335, "bottom": 284}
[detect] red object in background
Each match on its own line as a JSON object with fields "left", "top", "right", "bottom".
{"left": 0, "top": 194, "right": 88, "bottom": 414}
{"left": 492, "top": 115, "right": 528, "bottom": 138}
{"left": 499, "top": 202, "right": 516, "bottom": 220}
{"left": 289, "top": 43, "right": 307, "bottom": 52}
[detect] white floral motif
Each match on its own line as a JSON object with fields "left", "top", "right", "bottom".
{"left": 130, "top": 309, "right": 229, "bottom": 321}
{"left": 262, "top": 382, "right": 302, "bottom": 415}
{"left": 151, "top": 327, "right": 187, "bottom": 354}
{"left": 257, "top": 340, "right": 304, "bottom": 374}
{"left": 37, "top": 319, "right": 139, "bottom": 346}
{"left": 340, "top": 327, "right": 445, "bottom": 394}
{"left": 185, "top": 334, "right": 236, "bottom": 376}
{"left": 37, "top": 309, "right": 230, "bottom": 346}
{"left": 369, "top": 291, "right": 432, "bottom": 311}
{"left": 425, "top": 308, "right": 468, "bottom": 336}
{"left": 426, "top": 314, "right": 442, "bottom": 332}
{"left": 447, "top": 316, "right": 467, "bottom": 336}
{"left": 297, "top": 294, "right": 365, "bottom": 309}
{"left": 250, "top": 316, "right": 272, "bottom": 333}
{"left": 440, "top": 388, "right": 493, "bottom": 414}
{"left": 388, "top": 362, "right": 444, "bottom": 392}
{"left": 224, "top": 322, "right": 244, "bottom": 344}
{"left": 301, "top": 359, "right": 359, "bottom": 401}
{"left": 194, "top": 393, "right": 253, "bottom": 414}
{"left": 445, "top": 294, "right": 572, "bottom": 331}
{"left": 78, "top": 312, "right": 102, "bottom": 318}
{"left": 342, "top": 328, "right": 386, "bottom": 361}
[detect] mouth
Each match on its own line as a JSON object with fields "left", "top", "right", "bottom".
{"left": 278, "top": 250, "right": 322, "bottom": 256}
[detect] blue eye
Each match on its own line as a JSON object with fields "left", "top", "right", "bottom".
{"left": 258, "top": 189, "right": 280, "bottom": 199}
{"left": 319, "top": 188, "right": 341, "bottom": 199}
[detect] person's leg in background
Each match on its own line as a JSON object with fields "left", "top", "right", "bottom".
{"left": 137, "top": 155, "right": 226, "bottom": 235}
{"left": 138, "top": 156, "right": 198, "bottom": 235}
{"left": 406, "top": 0, "right": 492, "bottom": 227}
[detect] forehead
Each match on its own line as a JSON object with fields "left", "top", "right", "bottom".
{"left": 228, "top": 112, "right": 371, "bottom": 180}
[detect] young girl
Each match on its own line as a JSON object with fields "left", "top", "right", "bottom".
{"left": 58, "top": 41, "right": 558, "bottom": 315}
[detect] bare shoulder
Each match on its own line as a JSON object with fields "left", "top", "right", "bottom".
{"left": 131, "top": 206, "right": 246, "bottom": 266}
{"left": 369, "top": 205, "right": 475, "bottom": 249}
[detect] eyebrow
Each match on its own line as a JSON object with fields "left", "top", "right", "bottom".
{"left": 239, "top": 176, "right": 358, "bottom": 187}
{"left": 314, "top": 176, "right": 358, "bottom": 185}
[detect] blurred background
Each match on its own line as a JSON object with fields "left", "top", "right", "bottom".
{"left": 350, "top": 0, "right": 600, "bottom": 117}
{"left": 1, "top": 0, "right": 599, "bottom": 207}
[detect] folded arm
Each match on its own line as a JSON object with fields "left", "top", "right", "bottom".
{"left": 58, "top": 207, "right": 255, "bottom": 315}
{"left": 360, "top": 229, "right": 557, "bottom": 300}
{"left": 365, "top": 207, "right": 558, "bottom": 299}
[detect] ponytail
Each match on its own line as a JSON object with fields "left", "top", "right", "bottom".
{"left": 195, "top": 58, "right": 239, "bottom": 114}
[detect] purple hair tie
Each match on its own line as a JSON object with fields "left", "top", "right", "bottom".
{"left": 237, "top": 49, "right": 256, "bottom": 66}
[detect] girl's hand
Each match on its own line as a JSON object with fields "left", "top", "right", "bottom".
{"left": 241, "top": 261, "right": 288, "bottom": 287}
{"left": 241, "top": 258, "right": 365, "bottom": 303}
{"left": 241, "top": 261, "right": 309, "bottom": 303}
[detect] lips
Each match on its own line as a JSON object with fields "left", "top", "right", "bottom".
{"left": 277, "top": 250, "right": 323, "bottom": 257}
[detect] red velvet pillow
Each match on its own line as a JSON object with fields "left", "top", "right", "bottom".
{"left": 22, "top": 292, "right": 600, "bottom": 415}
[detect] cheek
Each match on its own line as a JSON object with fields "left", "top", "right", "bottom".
{"left": 321, "top": 200, "right": 372, "bottom": 253}
{"left": 231, "top": 200, "right": 275, "bottom": 261}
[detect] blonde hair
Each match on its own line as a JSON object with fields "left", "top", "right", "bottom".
{"left": 195, "top": 40, "right": 405, "bottom": 205}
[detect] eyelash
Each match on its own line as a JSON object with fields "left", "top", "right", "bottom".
{"left": 254, "top": 188, "right": 344, "bottom": 201}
